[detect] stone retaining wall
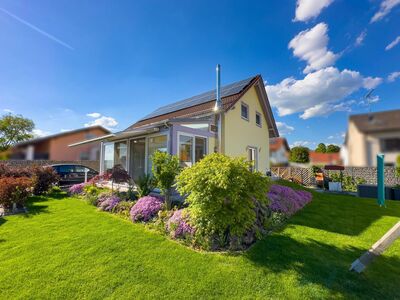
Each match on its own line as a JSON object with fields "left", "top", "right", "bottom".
{"left": 2, "top": 160, "right": 100, "bottom": 172}
{"left": 271, "top": 166, "right": 400, "bottom": 186}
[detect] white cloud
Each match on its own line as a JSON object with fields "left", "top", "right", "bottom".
{"left": 290, "top": 140, "right": 312, "bottom": 148}
{"left": 85, "top": 116, "right": 118, "bottom": 129}
{"left": 60, "top": 128, "right": 71, "bottom": 132}
{"left": 86, "top": 112, "right": 101, "bottom": 118}
{"left": 385, "top": 36, "right": 400, "bottom": 50}
{"left": 328, "top": 132, "right": 345, "bottom": 140}
{"left": 370, "top": 0, "right": 400, "bottom": 23}
{"left": 276, "top": 121, "right": 295, "bottom": 136}
{"left": 3, "top": 108, "right": 13, "bottom": 113}
{"left": 266, "top": 67, "right": 382, "bottom": 118}
{"left": 294, "top": 0, "right": 334, "bottom": 22}
{"left": 388, "top": 71, "right": 400, "bottom": 82}
{"left": 363, "top": 76, "right": 383, "bottom": 89}
{"left": 33, "top": 129, "right": 51, "bottom": 137}
{"left": 300, "top": 100, "right": 354, "bottom": 119}
{"left": 289, "top": 23, "right": 339, "bottom": 74}
{"left": 355, "top": 30, "right": 367, "bottom": 46}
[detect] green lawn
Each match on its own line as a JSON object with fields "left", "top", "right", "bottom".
{"left": 1, "top": 188, "right": 400, "bottom": 299}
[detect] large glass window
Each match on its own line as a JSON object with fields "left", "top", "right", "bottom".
{"left": 114, "top": 141, "right": 127, "bottom": 169}
{"left": 179, "top": 135, "right": 193, "bottom": 167}
{"left": 147, "top": 135, "right": 168, "bottom": 172}
{"left": 103, "top": 143, "right": 114, "bottom": 171}
{"left": 195, "top": 137, "right": 206, "bottom": 162}
{"left": 248, "top": 147, "right": 257, "bottom": 172}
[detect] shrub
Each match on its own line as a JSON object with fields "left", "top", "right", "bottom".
{"left": 0, "top": 164, "right": 32, "bottom": 178}
{"left": 89, "top": 172, "right": 112, "bottom": 184}
{"left": 68, "top": 183, "right": 87, "bottom": 195}
{"left": 176, "top": 153, "right": 269, "bottom": 240}
{"left": 151, "top": 151, "right": 180, "bottom": 209}
{"left": 330, "top": 173, "right": 366, "bottom": 192}
{"left": 268, "top": 184, "right": 312, "bottom": 217}
{"left": 136, "top": 174, "right": 155, "bottom": 198}
{"left": 110, "top": 165, "right": 130, "bottom": 184}
{"left": 31, "top": 166, "right": 59, "bottom": 195}
{"left": 130, "top": 195, "right": 164, "bottom": 222}
{"left": 97, "top": 195, "right": 121, "bottom": 212}
{"left": 83, "top": 185, "right": 103, "bottom": 205}
{"left": 396, "top": 155, "right": 400, "bottom": 178}
{"left": 166, "top": 209, "right": 195, "bottom": 239}
{"left": 0, "top": 177, "right": 32, "bottom": 209}
{"left": 113, "top": 200, "right": 135, "bottom": 218}
{"left": 290, "top": 146, "right": 309, "bottom": 163}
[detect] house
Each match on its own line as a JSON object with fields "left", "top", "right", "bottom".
{"left": 269, "top": 137, "right": 290, "bottom": 166}
{"left": 71, "top": 74, "right": 279, "bottom": 180}
{"left": 342, "top": 109, "right": 400, "bottom": 167}
{"left": 11, "top": 126, "right": 110, "bottom": 161}
{"left": 309, "top": 151, "right": 342, "bottom": 166}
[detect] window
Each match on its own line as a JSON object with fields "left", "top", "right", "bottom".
{"left": 114, "top": 141, "right": 128, "bottom": 169}
{"left": 147, "top": 135, "right": 168, "bottom": 172}
{"left": 241, "top": 103, "right": 249, "bottom": 120}
{"left": 248, "top": 147, "right": 257, "bottom": 172}
{"left": 103, "top": 143, "right": 114, "bottom": 171}
{"left": 256, "top": 112, "right": 262, "bottom": 127}
{"left": 381, "top": 138, "right": 400, "bottom": 152}
{"left": 178, "top": 134, "right": 208, "bottom": 167}
{"left": 179, "top": 135, "right": 193, "bottom": 167}
{"left": 195, "top": 137, "right": 206, "bottom": 162}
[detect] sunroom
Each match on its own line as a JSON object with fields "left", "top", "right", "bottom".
{"left": 71, "top": 119, "right": 216, "bottom": 182}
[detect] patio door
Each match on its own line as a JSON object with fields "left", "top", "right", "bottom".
{"left": 129, "top": 138, "right": 146, "bottom": 181}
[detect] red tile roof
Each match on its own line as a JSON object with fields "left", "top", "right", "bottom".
{"left": 309, "top": 151, "right": 342, "bottom": 165}
{"left": 270, "top": 137, "right": 290, "bottom": 152}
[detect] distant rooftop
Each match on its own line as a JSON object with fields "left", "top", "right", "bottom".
{"left": 350, "top": 109, "right": 400, "bottom": 133}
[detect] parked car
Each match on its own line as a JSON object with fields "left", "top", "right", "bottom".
{"left": 51, "top": 164, "right": 98, "bottom": 186}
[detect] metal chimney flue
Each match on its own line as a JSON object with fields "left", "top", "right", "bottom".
{"left": 214, "top": 64, "right": 222, "bottom": 153}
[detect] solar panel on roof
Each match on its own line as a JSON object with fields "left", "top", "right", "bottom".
{"left": 139, "top": 76, "right": 256, "bottom": 121}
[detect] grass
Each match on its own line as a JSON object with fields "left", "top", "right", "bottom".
{"left": 1, "top": 187, "right": 400, "bottom": 299}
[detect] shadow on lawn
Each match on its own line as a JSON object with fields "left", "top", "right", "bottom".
{"left": 288, "top": 193, "right": 400, "bottom": 236}
{"left": 0, "top": 218, "right": 6, "bottom": 227}
{"left": 246, "top": 234, "right": 400, "bottom": 298}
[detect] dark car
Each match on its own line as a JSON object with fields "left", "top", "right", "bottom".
{"left": 51, "top": 164, "right": 98, "bottom": 186}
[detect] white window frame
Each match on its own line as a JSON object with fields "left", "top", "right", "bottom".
{"left": 247, "top": 146, "right": 258, "bottom": 172}
{"left": 255, "top": 111, "right": 262, "bottom": 127}
{"left": 241, "top": 102, "right": 249, "bottom": 121}
{"left": 177, "top": 131, "right": 208, "bottom": 167}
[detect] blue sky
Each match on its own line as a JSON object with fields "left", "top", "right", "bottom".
{"left": 0, "top": 0, "right": 399, "bottom": 148}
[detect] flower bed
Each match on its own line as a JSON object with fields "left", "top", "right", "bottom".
{"left": 130, "top": 196, "right": 164, "bottom": 222}
{"left": 166, "top": 209, "right": 195, "bottom": 239}
{"left": 268, "top": 184, "right": 312, "bottom": 216}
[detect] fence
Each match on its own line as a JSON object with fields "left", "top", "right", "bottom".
{"left": 271, "top": 166, "right": 400, "bottom": 186}
{"left": 2, "top": 160, "right": 100, "bottom": 172}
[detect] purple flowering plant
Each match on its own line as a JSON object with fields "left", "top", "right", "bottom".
{"left": 166, "top": 209, "right": 195, "bottom": 239}
{"left": 268, "top": 185, "right": 312, "bottom": 216}
{"left": 97, "top": 194, "right": 121, "bottom": 211}
{"left": 130, "top": 195, "right": 164, "bottom": 222}
{"left": 68, "top": 183, "right": 87, "bottom": 195}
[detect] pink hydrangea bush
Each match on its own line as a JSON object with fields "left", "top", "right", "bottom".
{"left": 166, "top": 209, "right": 195, "bottom": 239}
{"left": 97, "top": 195, "right": 121, "bottom": 212}
{"left": 68, "top": 183, "right": 87, "bottom": 195}
{"left": 268, "top": 185, "right": 312, "bottom": 216}
{"left": 130, "top": 195, "right": 164, "bottom": 222}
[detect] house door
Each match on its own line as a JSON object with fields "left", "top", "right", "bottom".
{"left": 129, "top": 138, "right": 146, "bottom": 181}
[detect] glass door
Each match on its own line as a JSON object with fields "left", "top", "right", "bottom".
{"left": 129, "top": 138, "right": 146, "bottom": 181}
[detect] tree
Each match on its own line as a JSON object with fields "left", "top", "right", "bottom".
{"left": 315, "top": 143, "right": 326, "bottom": 153}
{"left": 290, "top": 146, "right": 309, "bottom": 163}
{"left": 0, "top": 114, "right": 34, "bottom": 151}
{"left": 326, "top": 144, "right": 340, "bottom": 153}
{"left": 151, "top": 151, "right": 180, "bottom": 209}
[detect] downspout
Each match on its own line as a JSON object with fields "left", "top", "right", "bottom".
{"left": 214, "top": 64, "right": 223, "bottom": 153}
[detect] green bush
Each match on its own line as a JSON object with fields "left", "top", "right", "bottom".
{"left": 330, "top": 173, "right": 366, "bottom": 192}
{"left": 176, "top": 153, "right": 269, "bottom": 242}
{"left": 113, "top": 200, "right": 135, "bottom": 218}
{"left": 83, "top": 185, "right": 103, "bottom": 205}
{"left": 290, "top": 146, "right": 309, "bottom": 163}
{"left": 396, "top": 155, "right": 400, "bottom": 178}
{"left": 151, "top": 151, "right": 180, "bottom": 209}
{"left": 136, "top": 174, "right": 155, "bottom": 198}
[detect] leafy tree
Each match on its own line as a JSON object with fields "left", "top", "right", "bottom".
{"left": 315, "top": 143, "right": 326, "bottom": 153}
{"left": 151, "top": 151, "right": 180, "bottom": 209}
{"left": 290, "top": 146, "right": 309, "bottom": 163}
{"left": 326, "top": 144, "right": 340, "bottom": 153}
{"left": 396, "top": 155, "right": 400, "bottom": 178}
{"left": 0, "top": 114, "right": 34, "bottom": 151}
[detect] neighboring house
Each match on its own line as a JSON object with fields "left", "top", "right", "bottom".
{"left": 71, "top": 75, "right": 279, "bottom": 180}
{"left": 11, "top": 126, "right": 110, "bottom": 161}
{"left": 342, "top": 109, "right": 400, "bottom": 167}
{"left": 309, "top": 151, "right": 342, "bottom": 166}
{"left": 269, "top": 137, "right": 290, "bottom": 166}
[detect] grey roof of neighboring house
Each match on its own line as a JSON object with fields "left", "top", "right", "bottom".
{"left": 137, "top": 76, "right": 255, "bottom": 122}
{"left": 350, "top": 109, "right": 400, "bottom": 133}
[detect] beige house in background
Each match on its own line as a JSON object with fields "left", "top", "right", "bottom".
{"left": 342, "top": 109, "right": 400, "bottom": 167}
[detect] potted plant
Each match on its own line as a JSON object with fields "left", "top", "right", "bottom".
{"left": 393, "top": 155, "right": 400, "bottom": 200}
